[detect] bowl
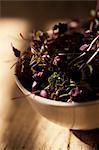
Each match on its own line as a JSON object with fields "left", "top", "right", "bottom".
{"left": 14, "top": 66, "right": 99, "bottom": 130}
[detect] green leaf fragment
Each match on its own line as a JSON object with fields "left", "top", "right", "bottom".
{"left": 87, "top": 64, "right": 93, "bottom": 74}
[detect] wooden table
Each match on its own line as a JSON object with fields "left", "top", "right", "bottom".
{"left": 0, "top": 19, "right": 99, "bottom": 150}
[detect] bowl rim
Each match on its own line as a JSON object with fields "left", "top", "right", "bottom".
{"left": 14, "top": 72, "right": 99, "bottom": 107}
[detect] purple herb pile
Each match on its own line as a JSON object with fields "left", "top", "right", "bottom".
{"left": 13, "top": 10, "right": 99, "bottom": 103}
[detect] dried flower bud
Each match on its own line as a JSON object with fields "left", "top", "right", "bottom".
{"left": 40, "top": 90, "right": 47, "bottom": 98}
{"left": 53, "top": 56, "right": 60, "bottom": 65}
{"left": 80, "top": 44, "right": 89, "bottom": 51}
{"left": 32, "top": 81, "right": 37, "bottom": 92}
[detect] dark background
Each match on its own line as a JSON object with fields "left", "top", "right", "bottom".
{"left": 1, "top": 1, "right": 96, "bottom": 30}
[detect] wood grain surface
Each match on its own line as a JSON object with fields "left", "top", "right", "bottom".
{"left": 0, "top": 19, "right": 99, "bottom": 150}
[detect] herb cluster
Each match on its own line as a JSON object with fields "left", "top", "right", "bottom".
{"left": 13, "top": 11, "right": 99, "bottom": 103}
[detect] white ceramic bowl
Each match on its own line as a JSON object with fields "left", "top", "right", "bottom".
{"left": 14, "top": 70, "right": 99, "bottom": 130}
